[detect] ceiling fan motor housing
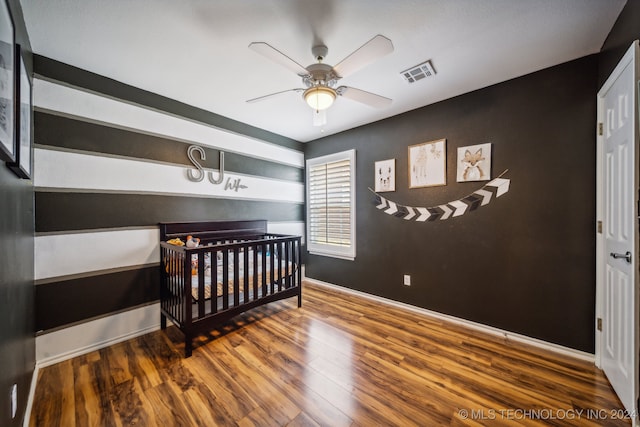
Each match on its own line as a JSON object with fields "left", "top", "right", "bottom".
{"left": 311, "top": 44, "right": 329, "bottom": 62}
{"left": 304, "top": 63, "right": 339, "bottom": 88}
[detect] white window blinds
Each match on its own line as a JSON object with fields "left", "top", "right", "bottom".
{"left": 306, "top": 150, "right": 356, "bottom": 260}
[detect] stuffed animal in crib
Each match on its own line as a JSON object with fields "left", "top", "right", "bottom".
{"left": 186, "top": 235, "right": 200, "bottom": 248}
{"left": 191, "top": 258, "right": 198, "bottom": 276}
{"left": 166, "top": 238, "right": 184, "bottom": 246}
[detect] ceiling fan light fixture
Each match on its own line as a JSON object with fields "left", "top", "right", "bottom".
{"left": 303, "top": 86, "right": 336, "bottom": 111}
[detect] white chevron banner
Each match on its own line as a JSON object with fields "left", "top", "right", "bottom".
{"left": 448, "top": 200, "right": 468, "bottom": 217}
{"left": 416, "top": 207, "right": 430, "bottom": 222}
{"left": 384, "top": 200, "right": 398, "bottom": 215}
{"left": 474, "top": 189, "right": 493, "bottom": 206}
{"left": 376, "top": 196, "right": 388, "bottom": 210}
{"left": 404, "top": 206, "right": 416, "bottom": 220}
{"left": 371, "top": 170, "right": 510, "bottom": 222}
{"left": 439, "top": 204, "right": 453, "bottom": 220}
{"left": 486, "top": 177, "right": 510, "bottom": 197}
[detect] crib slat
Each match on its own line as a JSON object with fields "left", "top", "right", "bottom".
{"left": 272, "top": 241, "right": 277, "bottom": 292}
{"left": 279, "top": 240, "right": 283, "bottom": 291}
{"left": 180, "top": 252, "right": 185, "bottom": 323}
{"left": 243, "top": 245, "right": 250, "bottom": 304}
{"left": 222, "top": 250, "right": 229, "bottom": 310}
{"left": 274, "top": 241, "right": 279, "bottom": 292}
{"left": 173, "top": 251, "right": 180, "bottom": 323}
{"left": 166, "top": 249, "right": 173, "bottom": 321}
{"left": 171, "top": 251, "right": 180, "bottom": 324}
{"left": 253, "top": 244, "right": 258, "bottom": 301}
{"left": 233, "top": 247, "right": 240, "bottom": 307}
{"left": 197, "top": 252, "right": 205, "bottom": 318}
{"left": 183, "top": 251, "right": 191, "bottom": 330}
{"left": 166, "top": 251, "right": 170, "bottom": 313}
{"left": 211, "top": 250, "right": 218, "bottom": 314}
{"left": 297, "top": 237, "right": 302, "bottom": 307}
{"left": 261, "top": 244, "right": 267, "bottom": 296}
{"left": 269, "top": 242, "right": 275, "bottom": 295}
{"left": 285, "top": 240, "right": 290, "bottom": 289}
{"left": 160, "top": 248, "right": 167, "bottom": 322}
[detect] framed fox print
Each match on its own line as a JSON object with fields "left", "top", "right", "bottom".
{"left": 457, "top": 143, "right": 491, "bottom": 182}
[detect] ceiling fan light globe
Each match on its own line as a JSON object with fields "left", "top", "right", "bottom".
{"left": 304, "top": 86, "right": 336, "bottom": 111}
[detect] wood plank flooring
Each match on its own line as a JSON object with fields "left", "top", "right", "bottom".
{"left": 30, "top": 282, "right": 630, "bottom": 426}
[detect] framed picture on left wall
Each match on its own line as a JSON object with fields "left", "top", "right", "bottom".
{"left": 374, "top": 158, "right": 395, "bottom": 192}
{"left": 8, "top": 45, "right": 32, "bottom": 179}
{"left": 0, "top": 0, "right": 15, "bottom": 163}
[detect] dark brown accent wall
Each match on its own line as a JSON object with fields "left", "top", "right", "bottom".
{"left": 305, "top": 54, "right": 599, "bottom": 353}
{"left": 0, "top": 2, "right": 33, "bottom": 426}
{"left": 0, "top": 168, "right": 34, "bottom": 425}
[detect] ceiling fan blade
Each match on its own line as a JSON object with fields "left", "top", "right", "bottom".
{"left": 333, "top": 35, "right": 393, "bottom": 78}
{"left": 248, "top": 42, "right": 309, "bottom": 76}
{"left": 338, "top": 86, "right": 392, "bottom": 108}
{"left": 246, "top": 88, "right": 304, "bottom": 104}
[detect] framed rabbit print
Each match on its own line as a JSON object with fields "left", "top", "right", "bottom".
{"left": 457, "top": 143, "right": 491, "bottom": 182}
{"left": 408, "top": 139, "right": 446, "bottom": 188}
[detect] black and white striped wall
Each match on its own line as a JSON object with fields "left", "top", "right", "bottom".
{"left": 33, "top": 57, "right": 305, "bottom": 365}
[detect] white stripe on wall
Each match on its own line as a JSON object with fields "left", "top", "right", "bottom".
{"left": 268, "top": 221, "right": 306, "bottom": 243}
{"left": 36, "top": 303, "right": 160, "bottom": 365}
{"left": 35, "top": 148, "right": 305, "bottom": 204}
{"left": 34, "top": 79, "right": 304, "bottom": 168}
{"left": 35, "top": 221, "right": 305, "bottom": 280}
{"left": 35, "top": 228, "right": 160, "bottom": 280}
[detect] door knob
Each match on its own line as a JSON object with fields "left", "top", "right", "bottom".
{"left": 610, "top": 251, "right": 632, "bottom": 264}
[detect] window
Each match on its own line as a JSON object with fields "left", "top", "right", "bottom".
{"left": 306, "top": 149, "right": 356, "bottom": 260}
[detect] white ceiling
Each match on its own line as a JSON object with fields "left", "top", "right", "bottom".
{"left": 21, "top": 0, "right": 626, "bottom": 143}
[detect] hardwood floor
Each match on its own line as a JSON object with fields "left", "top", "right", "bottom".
{"left": 30, "top": 282, "right": 629, "bottom": 426}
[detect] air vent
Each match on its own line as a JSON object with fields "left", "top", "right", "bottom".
{"left": 400, "top": 60, "right": 436, "bottom": 83}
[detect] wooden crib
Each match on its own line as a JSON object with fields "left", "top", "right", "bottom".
{"left": 159, "top": 220, "right": 302, "bottom": 357}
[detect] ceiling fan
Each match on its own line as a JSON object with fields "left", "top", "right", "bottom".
{"left": 247, "top": 35, "right": 394, "bottom": 126}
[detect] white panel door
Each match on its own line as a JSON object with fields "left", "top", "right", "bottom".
{"left": 599, "top": 41, "right": 639, "bottom": 418}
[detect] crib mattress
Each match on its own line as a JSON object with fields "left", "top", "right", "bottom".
{"left": 190, "top": 252, "right": 291, "bottom": 301}
{"left": 191, "top": 271, "right": 281, "bottom": 301}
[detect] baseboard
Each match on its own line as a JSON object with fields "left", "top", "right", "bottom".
{"left": 22, "top": 364, "right": 39, "bottom": 427}
{"left": 36, "top": 324, "right": 161, "bottom": 369}
{"left": 303, "top": 277, "right": 595, "bottom": 363}
{"left": 35, "top": 303, "right": 161, "bottom": 368}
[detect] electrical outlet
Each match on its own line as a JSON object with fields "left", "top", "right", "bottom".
{"left": 403, "top": 274, "right": 411, "bottom": 286}
{"left": 10, "top": 384, "right": 17, "bottom": 419}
